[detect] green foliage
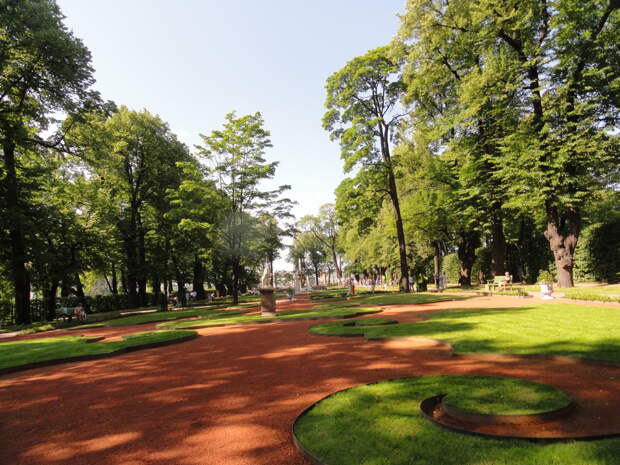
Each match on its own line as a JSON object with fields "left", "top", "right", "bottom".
{"left": 537, "top": 270, "right": 555, "bottom": 284}
{"left": 574, "top": 220, "right": 620, "bottom": 283}
{"left": 442, "top": 254, "right": 460, "bottom": 284}
{"left": 394, "top": 0, "right": 620, "bottom": 287}
{"left": 198, "top": 111, "right": 292, "bottom": 301}
{"left": 326, "top": 46, "right": 411, "bottom": 290}
{"left": 471, "top": 246, "right": 491, "bottom": 281}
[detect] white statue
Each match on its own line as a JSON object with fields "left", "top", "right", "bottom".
{"left": 260, "top": 261, "right": 273, "bottom": 289}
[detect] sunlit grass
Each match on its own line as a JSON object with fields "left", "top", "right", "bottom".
{"left": 295, "top": 376, "right": 620, "bottom": 465}
{"left": 310, "top": 303, "right": 620, "bottom": 362}
{"left": 159, "top": 306, "right": 382, "bottom": 329}
{"left": 0, "top": 330, "right": 196, "bottom": 370}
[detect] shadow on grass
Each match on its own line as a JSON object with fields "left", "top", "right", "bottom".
{"left": 4, "top": 303, "right": 620, "bottom": 465}
{"left": 311, "top": 305, "right": 620, "bottom": 363}
{"left": 294, "top": 377, "right": 620, "bottom": 465}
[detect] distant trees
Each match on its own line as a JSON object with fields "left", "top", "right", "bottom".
{"left": 295, "top": 204, "right": 343, "bottom": 283}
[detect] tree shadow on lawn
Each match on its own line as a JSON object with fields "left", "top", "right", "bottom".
{"left": 3, "top": 311, "right": 620, "bottom": 465}
{"left": 295, "top": 378, "right": 620, "bottom": 465}
{"left": 313, "top": 306, "right": 620, "bottom": 363}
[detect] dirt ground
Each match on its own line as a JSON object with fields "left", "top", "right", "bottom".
{"left": 2, "top": 295, "right": 620, "bottom": 465}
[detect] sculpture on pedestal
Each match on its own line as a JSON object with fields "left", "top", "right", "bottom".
{"left": 259, "top": 261, "right": 276, "bottom": 316}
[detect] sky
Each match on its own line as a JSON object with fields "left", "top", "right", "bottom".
{"left": 56, "top": 0, "right": 406, "bottom": 268}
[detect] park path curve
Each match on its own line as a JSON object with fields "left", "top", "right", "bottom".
{"left": 2, "top": 295, "right": 620, "bottom": 465}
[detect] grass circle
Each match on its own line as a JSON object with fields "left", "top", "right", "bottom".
{"left": 440, "top": 376, "right": 571, "bottom": 416}
{"left": 292, "top": 376, "right": 618, "bottom": 465}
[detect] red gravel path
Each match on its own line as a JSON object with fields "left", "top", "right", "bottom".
{"left": 2, "top": 295, "right": 620, "bottom": 465}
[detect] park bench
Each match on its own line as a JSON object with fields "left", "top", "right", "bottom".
{"left": 56, "top": 307, "right": 76, "bottom": 322}
{"left": 487, "top": 275, "right": 512, "bottom": 292}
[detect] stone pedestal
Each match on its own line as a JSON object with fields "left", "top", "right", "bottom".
{"left": 259, "top": 288, "right": 277, "bottom": 316}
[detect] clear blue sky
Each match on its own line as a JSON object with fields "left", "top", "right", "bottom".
{"left": 56, "top": 1, "right": 406, "bottom": 269}
{"left": 57, "top": 0, "right": 405, "bottom": 214}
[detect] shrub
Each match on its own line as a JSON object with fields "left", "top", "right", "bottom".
{"left": 537, "top": 270, "right": 554, "bottom": 284}
{"left": 574, "top": 220, "right": 620, "bottom": 283}
{"left": 442, "top": 253, "right": 461, "bottom": 284}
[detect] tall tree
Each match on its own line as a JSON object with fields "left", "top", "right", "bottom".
{"left": 396, "top": 0, "right": 620, "bottom": 287}
{"left": 324, "top": 46, "right": 411, "bottom": 292}
{"left": 198, "top": 111, "right": 291, "bottom": 303}
{"left": 0, "top": 0, "right": 97, "bottom": 323}
{"left": 68, "top": 107, "right": 191, "bottom": 308}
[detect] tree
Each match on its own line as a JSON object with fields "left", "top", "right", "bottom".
{"left": 0, "top": 0, "right": 97, "bottom": 323}
{"left": 68, "top": 107, "right": 191, "bottom": 308}
{"left": 396, "top": 0, "right": 620, "bottom": 287}
{"left": 198, "top": 111, "right": 291, "bottom": 303}
{"left": 296, "top": 204, "right": 343, "bottom": 282}
{"left": 291, "top": 231, "right": 328, "bottom": 287}
{"left": 165, "top": 161, "right": 223, "bottom": 302}
{"left": 323, "top": 46, "right": 411, "bottom": 292}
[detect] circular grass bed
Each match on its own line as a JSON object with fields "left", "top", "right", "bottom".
{"left": 342, "top": 318, "right": 397, "bottom": 327}
{"left": 292, "top": 376, "right": 620, "bottom": 465}
{"left": 440, "top": 376, "right": 571, "bottom": 416}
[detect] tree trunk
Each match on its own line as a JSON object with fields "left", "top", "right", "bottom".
{"left": 124, "top": 236, "right": 139, "bottom": 308}
{"left": 177, "top": 276, "right": 187, "bottom": 307}
{"left": 137, "top": 230, "right": 147, "bottom": 307}
{"left": 387, "top": 168, "right": 410, "bottom": 292}
{"left": 378, "top": 123, "right": 410, "bottom": 292}
{"left": 74, "top": 272, "right": 89, "bottom": 312}
{"left": 43, "top": 282, "right": 58, "bottom": 321}
{"left": 2, "top": 138, "right": 31, "bottom": 324}
{"left": 231, "top": 257, "right": 241, "bottom": 304}
{"left": 111, "top": 263, "right": 118, "bottom": 294}
{"left": 490, "top": 210, "right": 507, "bottom": 276}
{"left": 456, "top": 231, "right": 480, "bottom": 287}
{"left": 193, "top": 255, "right": 206, "bottom": 300}
{"left": 331, "top": 248, "right": 342, "bottom": 280}
{"left": 544, "top": 205, "right": 580, "bottom": 288}
{"left": 152, "top": 276, "right": 161, "bottom": 310}
{"left": 433, "top": 241, "right": 442, "bottom": 275}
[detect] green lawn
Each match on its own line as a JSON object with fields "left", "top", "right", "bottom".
{"left": 347, "top": 292, "right": 466, "bottom": 306}
{"left": 310, "top": 303, "right": 620, "bottom": 362}
{"left": 441, "top": 376, "right": 571, "bottom": 415}
{"left": 0, "top": 330, "right": 196, "bottom": 371}
{"left": 294, "top": 376, "right": 620, "bottom": 465}
{"left": 563, "top": 285, "right": 620, "bottom": 303}
{"left": 73, "top": 307, "right": 250, "bottom": 329}
{"left": 159, "top": 306, "right": 383, "bottom": 329}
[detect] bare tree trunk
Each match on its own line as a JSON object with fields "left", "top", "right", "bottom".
{"left": 193, "top": 255, "right": 206, "bottom": 300}
{"left": 3, "top": 137, "right": 31, "bottom": 324}
{"left": 456, "top": 231, "right": 480, "bottom": 287}
{"left": 231, "top": 257, "right": 241, "bottom": 304}
{"left": 43, "top": 282, "right": 58, "bottom": 321}
{"left": 433, "top": 241, "right": 442, "bottom": 275}
{"left": 74, "top": 272, "right": 88, "bottom": 312}
{"left": 111, "top": 263, "right": 118, "bottom": 294}
{"left": 490, "top": 209, "right": 506, "bottom": 276}
{"left": 137, "top": 230, "right": 147, "bottom": 307}
{"left": 545, "top": 204, "right": 580, "bottom": 288}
